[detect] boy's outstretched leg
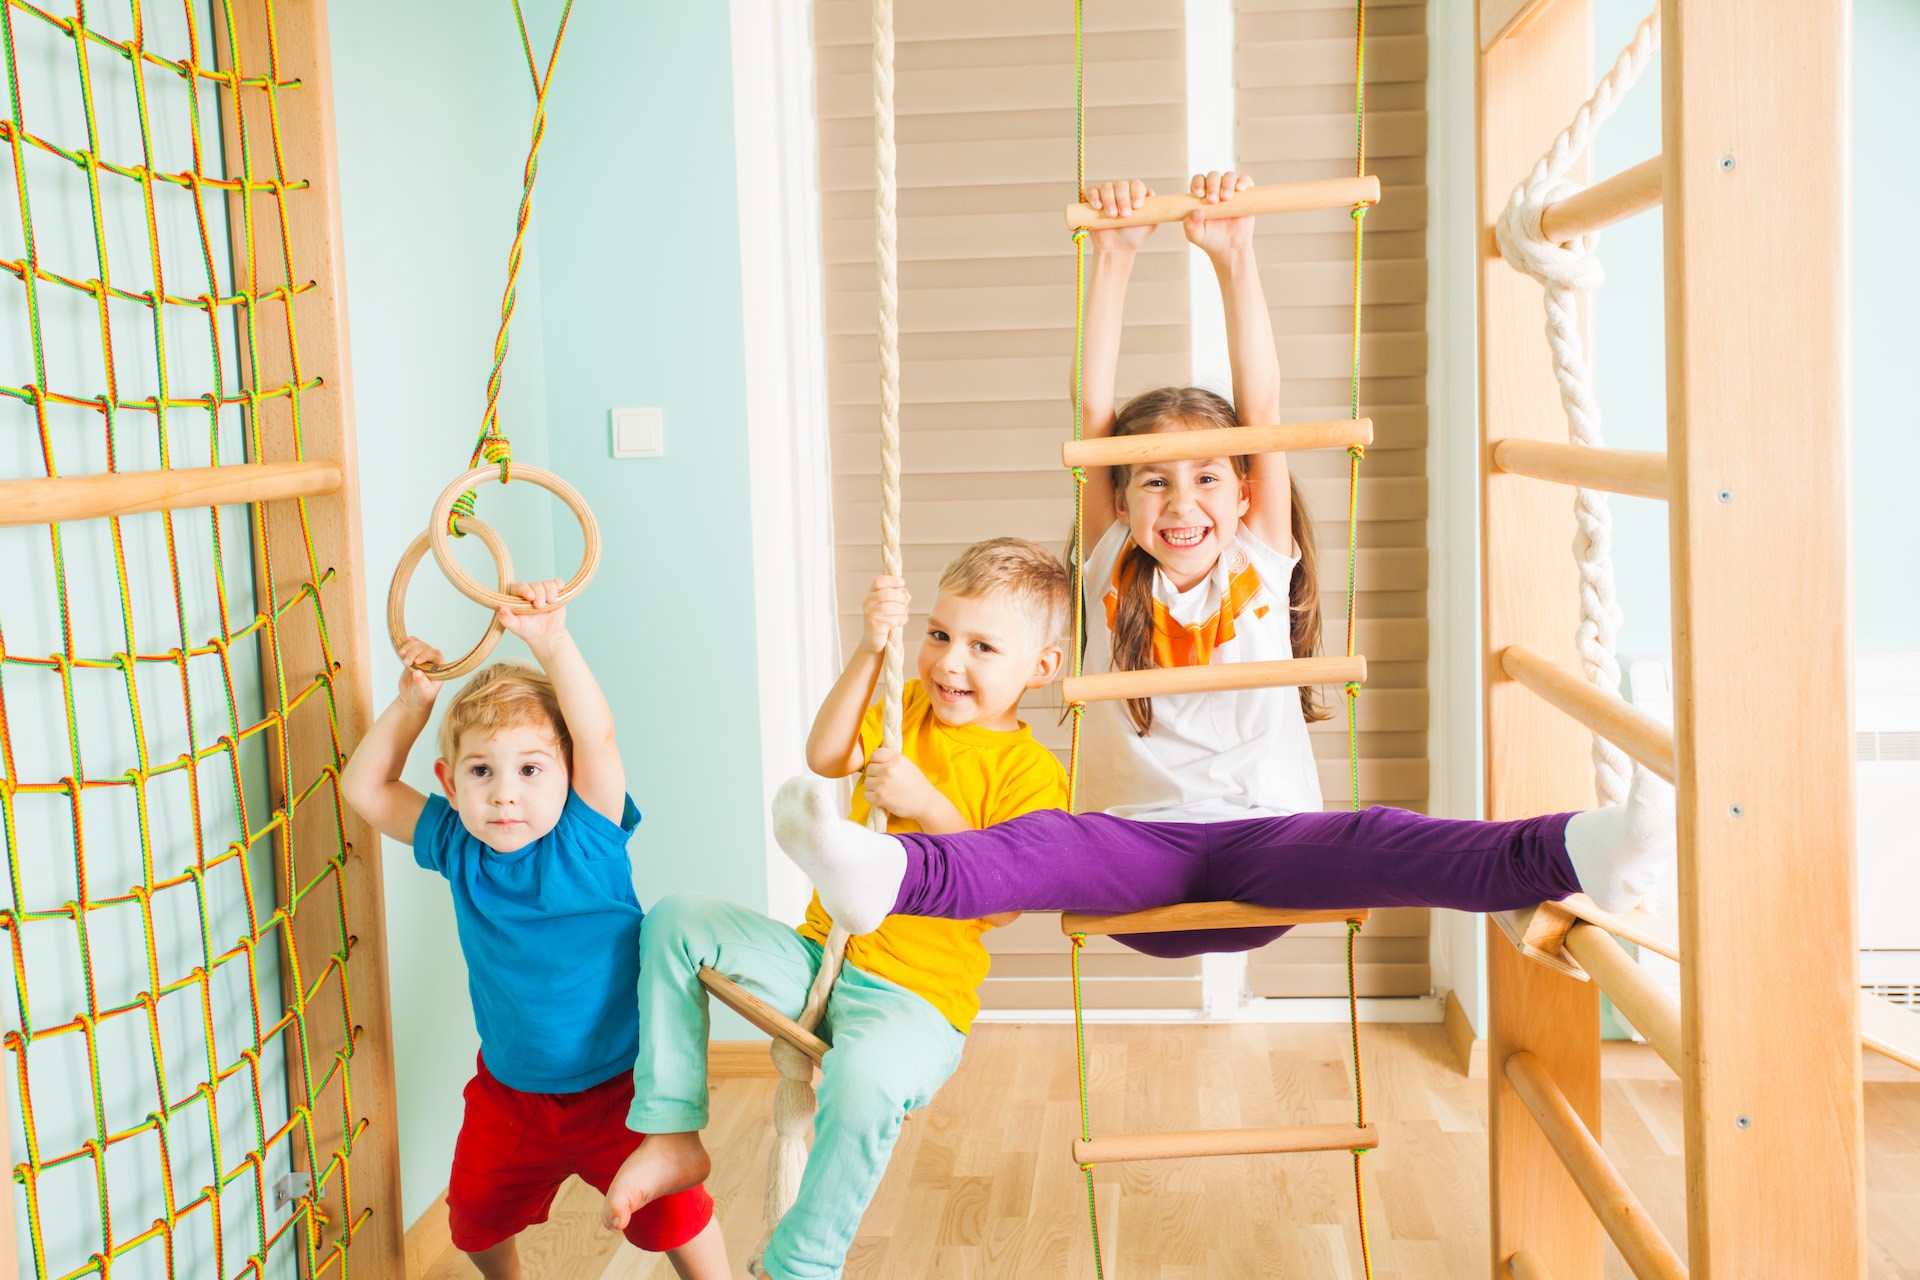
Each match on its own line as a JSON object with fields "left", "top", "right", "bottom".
{"left": 602, "top": 1130, "right": 713, "bottom": 1233}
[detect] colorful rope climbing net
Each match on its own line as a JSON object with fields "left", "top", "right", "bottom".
{"left": 0, "top": 1, "right": 377, "bottom": 1275}
{"left": 1063, "top": 1, "right": 1376, "bottom": 1274}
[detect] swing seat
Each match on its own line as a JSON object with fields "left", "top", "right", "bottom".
{"left": 1061, "top": 901, "right": 1369, "bottom": 937}
{"left": 698, "top": 966, "right": 828, "bottom": 1063}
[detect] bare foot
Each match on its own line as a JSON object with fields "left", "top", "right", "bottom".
{"left": 603, "top": 1130, "right": 712, "bottom": 1231}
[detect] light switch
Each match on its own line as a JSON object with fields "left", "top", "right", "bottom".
{"left": 610, "top": 407, "right": 664, "bottom": 458}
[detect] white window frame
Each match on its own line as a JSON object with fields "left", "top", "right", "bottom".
{"left": 730, "top": 0, "right": 840, "bottom": 924}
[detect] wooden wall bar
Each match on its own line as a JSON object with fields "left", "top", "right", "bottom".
{"left": 1661, "top": 1, "right": 1864, "bottom": 1271}
{"left": 1475, "top": 1, "right": 1604, "bottom": 1276}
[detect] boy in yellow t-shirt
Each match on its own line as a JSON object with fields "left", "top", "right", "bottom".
{"left": 603, "top": 538, "right": 1069, "bottom": 1280}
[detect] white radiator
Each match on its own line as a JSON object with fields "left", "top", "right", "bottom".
{"left": 1627, "top": 652, "right": 1920, "bottom": 1003}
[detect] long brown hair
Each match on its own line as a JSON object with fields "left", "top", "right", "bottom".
{"left": 1104, "top": 387, "right": 1327, "bottom": 734}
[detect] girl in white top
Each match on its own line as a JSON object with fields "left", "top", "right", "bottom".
{"left": 1075, "top": 173, "right": 1326, "bottom": 824}
{"left": 771, "top": 175, "right": 1676, "bottom": 963}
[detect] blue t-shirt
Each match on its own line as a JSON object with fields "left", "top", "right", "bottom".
{"left": 413, "top": 790, "right": 644, "bottom": 1093}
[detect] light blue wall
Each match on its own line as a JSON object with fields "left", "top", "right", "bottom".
{"left": 525, "top": 0, "right": 770, "bottom": 911}
{"left": 1594, "top": 0, "right": 1920, "bottom": 663}
{"left": 329, "top": 0, "right": 766, "bottom": 1224}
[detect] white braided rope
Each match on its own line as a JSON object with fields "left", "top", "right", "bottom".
{"left": 1494, "top": 5, "right": 1659, "bottom": 807}
{"left": 752, "top": 0, "right": 903, "bottom": 1267}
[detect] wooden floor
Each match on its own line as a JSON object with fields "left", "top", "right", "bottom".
{"left": 416, "top": 1023, "right": 1920, "bottom": 1279}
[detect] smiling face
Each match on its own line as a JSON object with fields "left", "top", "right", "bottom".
{"left": 916, "top": 588, "right": 1063, "bottom": 732}
{"left": 1117, "top": 454, "right": 1251, "bottom": 592}
{"left": 433, "top": 720, "right": 571, "bottom": 854}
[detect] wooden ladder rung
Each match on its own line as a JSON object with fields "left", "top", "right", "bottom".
{"left": 1861, "top": 992, "right": 1920, "bottom": 1073}
{"left": 1539, "top": 155, "right": 1664, "bottom": 244}
{"left": 697, "top": 966, "right": 827, "bottom": 1063}
{"left": 1062, "top": 419, "right": 1372, "bottom": 471}
{"left": 1498, "top": 644, "right": 1676, "bottom": 782}
{"left": 0, "top": 460, "right": 344, "bottom": 528}
{"left": 1063, "top": 902, "right": 1368, "bottom": 938}
{"left": 1491, "top": 438, "right": 1669, "bottom": 500}
{"left": 1065, "top": 174, "right": 1380, "bottom": 232}
{"left": 1506, "top": 1250, "right": 1556, "bottom": 1280}
{"left": 1062, "top": 655, "right": 1366, "bottom": 707}
{"left": 1565, "top": 924, "right": 1683, "bottom": 1075}
{"left": 1504, "top": 1052, "right": 1688, "bottom": 1280}
{"left": 1072, "top": 1122, "right": 1379, "bottom": 1166}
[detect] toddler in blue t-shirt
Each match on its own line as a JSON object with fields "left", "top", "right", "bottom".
{"left": 340, "top": 579, "right": 728, "bottom": 1280}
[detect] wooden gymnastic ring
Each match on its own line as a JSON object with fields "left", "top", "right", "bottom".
{"left": 387, "top": 517, "right": 515, "bottom": 682}
{"left": 427, "top": 464, "right": 601, "bottom": 612}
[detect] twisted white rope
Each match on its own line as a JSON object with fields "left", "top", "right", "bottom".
{"left": 753, "top": 0, "right": 903, "bottom": 1267}
{"left": 1494, "top": 5, "right": 1660, "bottom": 807}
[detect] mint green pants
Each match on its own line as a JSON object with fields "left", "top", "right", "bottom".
{"left": 627, "top": 894, "right": 967, "bottom": 1280}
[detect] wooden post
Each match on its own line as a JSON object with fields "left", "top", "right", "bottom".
{"left": 1475, "top": 3, "right": 1603, "bottom": 1277}
{"left": 213, "top": 2, "right": 404, "bottom": 1275}
{"left": 1662, "top": 2, "right": 1864, "bottom": 1272}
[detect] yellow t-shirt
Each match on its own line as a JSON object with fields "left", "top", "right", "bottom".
{"left": 797, "top": 678, "right": 1067, "bottom": 1033}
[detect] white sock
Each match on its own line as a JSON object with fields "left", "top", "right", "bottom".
{"left": 771, "top": 775, "right": 906, "bottom": 935}
{"left": 1562, "top": 769, "right": 1676, "bottom": 914}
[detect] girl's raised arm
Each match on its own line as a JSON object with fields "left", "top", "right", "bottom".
{"left": 1185, "top": 170, "right": 1291, "bottom": 550}
{"left": 1075, "top": 179, "right": 1157, "bottom": 541}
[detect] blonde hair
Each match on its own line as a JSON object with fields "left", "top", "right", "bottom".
{"left": 1105, "top": 386, "right": 1327, "bottom": 734}
{"left": 939, "top": 537, "right": 1072, "bottom": 648}
{"left": 436, "top": 662, "right": 573, "bottom": 767}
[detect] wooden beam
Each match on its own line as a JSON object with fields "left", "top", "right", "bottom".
{"left": 1498, "top": 644, "right": 1677, "bottom": 782}
{"left": 1477, "top": 2, "right": 1605, "bottom": 1275}
{"left": 1061, "top": 902, "right": 1368, "bottom": 938}
{"left": 1065, "top": 174, "right": 1379, "bottom": 232}
{"left": 214, "top": 3, "right": 404, "bottom": 1273}
{"left": 1072, "top": 1122, "right": 1378, "bottom": 1166}
{"left": 0, "top": 460, "right": 343, "bottom": 527}
{"left": 1663, "top": 2, "right": 1863, "bottom": 1271}
{"left": 1505, "top": 1052, "right": 1689, "bottom": 1280}
{"left": 1062, "top": 419, "right": 1371, "bottom": 469}
{"left": 1564, "top": 925, "right": 1683, "bottom": 1075}
{"left": 1538, "top": 157, "right": 1664, "bottom": 244}
{"left": 698, "top": 968, "right": 828, "bottom": 1063}
{"left": 1528, "top": 892, "right": 1681, "bottom": 963}
{"left": 1062, "top": 655, "right": 1366, "bottom": 706}
{"left": 1490, "top": 439, "right": 1668, "bottom": 500}
{"left": 1480, "top": 0, "right": 1557, "bottom": 52}
{"left": 1860, "top": 994, "right": 1920, "bottom": 1073}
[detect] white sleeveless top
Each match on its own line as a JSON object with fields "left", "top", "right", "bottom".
{"left": 1078, "top": 522, "right": 1323, "bottom": 822}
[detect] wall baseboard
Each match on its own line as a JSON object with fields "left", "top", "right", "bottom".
{"left": 1443, "top": 987, "right": 1487, "bottom": 1078}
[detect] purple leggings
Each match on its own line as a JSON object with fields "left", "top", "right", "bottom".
{"left": 892, "top": 805, "right": 1583, "bottom": 958}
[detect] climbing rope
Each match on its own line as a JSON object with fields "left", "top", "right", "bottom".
{"left": 752, "top": 0, "right": 906, "bottom": 1266}
{"left": 1, "top": 2, "right": 368, "bottom": 1276}
{"left": 1494, "top": 4, "right": 1661, "bottom": 807}
{"left": 1062, "top": 0, "right": 1375, "bottom": 1273}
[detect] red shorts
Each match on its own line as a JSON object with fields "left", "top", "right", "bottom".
{"left": 446, "top": 1055, "right": 714, "bottom": 1254}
